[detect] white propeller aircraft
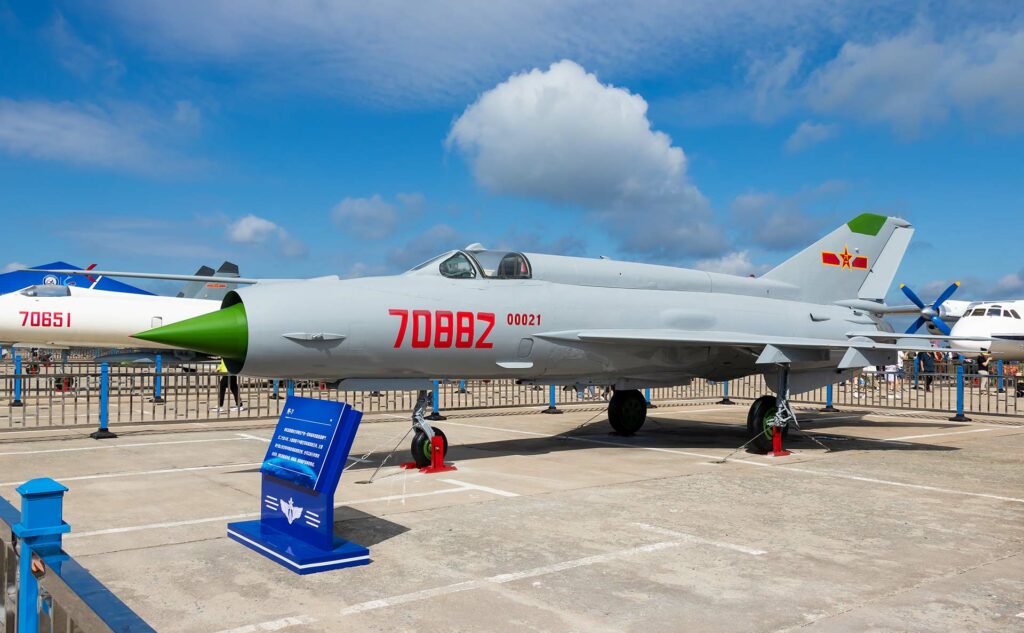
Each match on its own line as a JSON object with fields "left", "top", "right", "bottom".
{"left": 948, "top": 300, "right": 1024, "bottom": 360}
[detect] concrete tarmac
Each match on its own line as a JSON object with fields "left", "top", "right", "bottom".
{"left": 0, "top": 402, "right": 1022, "bottom": 632}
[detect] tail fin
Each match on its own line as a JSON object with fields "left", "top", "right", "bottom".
{"left": 176, "top": 265, "right": 215, "bottom": 298}
{"left": 761, "top": 213, "right": 914, "bottom": 304}
{"left": 176, "top": 261, "right": 242, "bottom": 301}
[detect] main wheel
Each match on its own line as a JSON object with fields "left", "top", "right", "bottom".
{"left": 608, "top": 389, "right": 647, "bottom": 435}
{"left": 410, "top": 427, "right": 448, "bottom": 468}
{"left": 746, "top": 395, "right": 787, "bottom": 453}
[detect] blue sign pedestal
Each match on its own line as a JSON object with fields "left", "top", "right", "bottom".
{"left": 228, "top": 396, "right": 369, "bottom": 574}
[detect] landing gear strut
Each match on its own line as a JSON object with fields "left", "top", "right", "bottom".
{"left": 408, "top": 389, "right": 449, "bottom": 468}
{"left": 608, "top": 389, "right": 647, "bottom": 435}
{"left": 746, "top": 367, "right": 796, "bottom": 454}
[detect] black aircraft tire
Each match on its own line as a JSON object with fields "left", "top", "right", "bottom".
{"left": 411, "top": 427, "right": 448, "bottom": 468}
{"left": 608, "top": 389, "right": 647, "bottom": 435}
{"left": 747, "top": 396, "right": 788, "bottom": 453}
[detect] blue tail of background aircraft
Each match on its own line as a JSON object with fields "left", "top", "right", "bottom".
{"left": 0, "top": 262, "right": 153, "bottom": 296}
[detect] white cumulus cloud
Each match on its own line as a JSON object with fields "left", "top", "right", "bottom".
{"left": 227, "top": 215, "right": 306, "bottom": 258}
{"left": 447, "top": 60, "right": 724, "bottom": 260}
{"left": 785, "top": 120, "right": 838, "bottom": 152}
{"left": 694, "top": 251, "right": 768, "bottom": 277}
{"left": 330, "top": 193, "right": 423, "bottom": 240}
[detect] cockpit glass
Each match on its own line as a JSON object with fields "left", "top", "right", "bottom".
{"left": 438, "top": 253, "right": 477, "bottom": 279}
{"left": 20, "top": 285, "right": 71, "bottom": 297}
{"left": 1011, "top": 310, "right": 1021, "bottom": 319}
{"left": 970, "top": 308, "right": 985, "bottom": 316}
{"left": 465, "top": 251, "right": 532, "bottom": 279}
{"left": 987, "top": 308, "right": 1001, "bottom": 316}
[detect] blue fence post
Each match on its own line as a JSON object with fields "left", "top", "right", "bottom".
{"left": 542, "top": 384, "right": 562, "bottom": 414}
{"left": 645, "top": 387, "right": 658, "bottom": 409}
{"left": 949, "top": 361, "right": 971, "bottom": 422}
{"left": 13, "top": 477, "right": 71, "bottom": 633}
{"left": 152, "top": 354, "right": 165, "bottom": 403}
{"left": 90, "top": 363, "right": 117, "bottom": 439}
{"left": 286, "top": 379, "right": 295, "bottom": 398}
{"left": 997, "top": 359, "right": 1005, "bottom": 394}
{"left": 820, "top": 383, "right": 839, "bottom": 412}
{"left": 717, "top": 380, "right": 734, "bottom": 405}
{"left": 11, "top": 353, "right": 23, "bottom": 407}
{"left": 427, "top": 379, "right": 447, "bottom": 421}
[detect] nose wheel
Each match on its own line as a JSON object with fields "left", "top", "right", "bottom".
{"left": 746, "top": 395, "right": 789, "bottom": 453}
{"left": 411, "top": 427, "right": 448, "bottom": 468}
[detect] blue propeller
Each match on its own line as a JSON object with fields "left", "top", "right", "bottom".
{"left": 900, "top": 281, "right": 960, "bottom": 335}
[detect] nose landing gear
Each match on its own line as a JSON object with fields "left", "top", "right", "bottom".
{"left": 404, "top": 389, "right": 451, "bottom": 469}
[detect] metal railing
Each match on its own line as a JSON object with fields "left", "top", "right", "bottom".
{"left": 1, "top": 357, "right": 1021, "bottom": 431}
{"left": 0, "top": 482, "right": 154, "bottom": 633}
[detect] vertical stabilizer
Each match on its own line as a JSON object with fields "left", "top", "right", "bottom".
{"left": 761, "top": 214, "right": 913, "bottom": 304}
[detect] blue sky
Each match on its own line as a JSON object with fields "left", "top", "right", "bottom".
{"left": 0, "top": 1, "right": 1021, "bottom": 304}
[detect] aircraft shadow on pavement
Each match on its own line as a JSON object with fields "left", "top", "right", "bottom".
{"left": 345, "top": 412, "right": 957, "bottom": 470}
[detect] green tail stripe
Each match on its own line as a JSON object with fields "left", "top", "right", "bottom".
{"left": 133, "top": 303, "right": 248, "bottom": 360}
{"left": 847, "top": 213, "right": 887, "bottom": 236}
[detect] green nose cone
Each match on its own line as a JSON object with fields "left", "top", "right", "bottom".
{"left": 133, "top": 302, "right": 249, "bottom": 360}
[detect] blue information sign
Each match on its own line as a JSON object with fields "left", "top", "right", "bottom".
{"left": 227, "top": 396, "right": 369, "bottom": 574}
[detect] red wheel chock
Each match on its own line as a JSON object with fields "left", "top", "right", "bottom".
{"left": 400, "top": 435, "right": 457, "bottom": 473}
{"left": 769, "top": 426, "right": 791, "bottom": 457}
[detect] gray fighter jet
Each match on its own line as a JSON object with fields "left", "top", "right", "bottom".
{"left": 87, "top": 214, "right": 981, "bottom": 462}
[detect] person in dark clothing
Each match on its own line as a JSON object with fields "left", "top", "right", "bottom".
{"left": 217, "top": 359, "right": 244, "bottom": 411}
{"left": 917, "top": 350, "right": 936, "bottom": 391}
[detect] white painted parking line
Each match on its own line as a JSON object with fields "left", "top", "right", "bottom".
{"left": 772, "top": 465, "right": 1024, "bottom": 504}
{"left": 0, "top": 437, "right": 252, "bottom": 457}
{"left": 0, "top": 462, "right": 262, "bottom": 487}
{"left": 884, "top": 428, "right": 994, "bottom": 442}
{"left": 215, "top": 615, "right": 315, "bottom": 633}
{"left": 236, "top": 433, "right": 270, "bottom": 442}
{"left": 442, "top": 420, "right": 722, "bottom": 461}
{"left": 341, "top": 540, "right": 683, "bottom": 615}
{"left": 444, "top": 419, "right": 1024, "bottom": 505}
{"left": 633, "top": 522, "right": 766, "bottom": 556}
{"left": 67, "top": 479, "right": 516, "bottom": 539}
{"left": 441, "top": 479, "right": 520, "bottom": 497}
{"left": 646, "top": 406, "right": 732, "bottom": 417}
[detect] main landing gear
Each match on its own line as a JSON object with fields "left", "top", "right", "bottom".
{"left": 408, "top": 389, "right": 450, "bottom": 468}
{"left": 608, "top": 389, "right": 647, "bottom": 435}
{"left": 746, "top": 367, "right": 796, "bottom": 454}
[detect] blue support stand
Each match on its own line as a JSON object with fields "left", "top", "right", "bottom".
{"left": 542, "top": 384, "right": 562, "bottom": 414}
{"left": 949, "top": 362, "right": 971, "bottom": 422}
{"left": 458, "top": 379, "right": 467, "bottom": 394}
{"left": 11, "top": 353, "right": 23, "bottom": 407}
{"left": 820, "top": 383, "right": 839, "bottom": 412}
{"left": 426, "top": 379, "right": 447, "bottom": 421}
{"left": 997, "top": 360, "right": 1005, "bottom": 394}
{"left": 152, "top": 354, "right": 165, "bottom": 403}
{"left": 228, "top": 397, "right": 368, "bottom": 574}
{"left": 90, "top": 363, "right": 117, "bottom": 439}
{"left": 14, "top": 478, "right": 71, "bottom": 633}
{"left": 286, "top": 379, "right": 295, "bottom": 398}
{"left": 269, "top": 379, "right": 281, "bottom": 400}
{"left": 645, "top": 387, "right": 657, "bottom": 408}
{"left": 717, "top": 380, "right": 734, "bottom": 405}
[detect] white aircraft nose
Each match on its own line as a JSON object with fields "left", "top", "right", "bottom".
{"left": 948, "top": 320, "right": 987, "bottom": 356}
